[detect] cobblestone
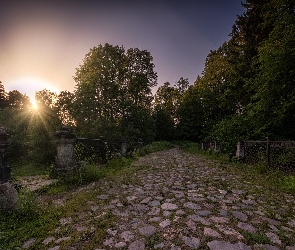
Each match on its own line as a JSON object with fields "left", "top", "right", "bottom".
{"left": 22, "top": 147, "right": 295, "bottom": 249}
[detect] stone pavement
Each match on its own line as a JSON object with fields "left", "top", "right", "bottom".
{"left": 29, "top": 147, "right": 295, "bottom": 249}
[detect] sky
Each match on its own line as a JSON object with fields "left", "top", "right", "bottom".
{"left": 0, "top": 0, "right": 245, "bottom": 102}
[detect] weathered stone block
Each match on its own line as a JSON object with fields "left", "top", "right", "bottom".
{"left": 51, "top": 126, "right": 77, "bottom": 178}
{"left": 0, "top": 182, "right": 19, "bottom": 210}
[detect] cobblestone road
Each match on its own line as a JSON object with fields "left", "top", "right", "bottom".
{"left": 30, "top": 147, "right": 295, "bottom": 249}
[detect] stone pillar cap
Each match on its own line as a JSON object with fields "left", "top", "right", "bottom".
{"left": 54, "top": 126, "right": 76, "bottom": 139}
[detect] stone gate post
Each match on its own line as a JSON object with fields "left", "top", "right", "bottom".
{"left": 121, "top": 140, "right": 127, "bottom": 156}
{"left": 236, "top": 141, "right": 245, "bottom": 161}
{"left": 214, "top": 141, "right": 221, "bottom": 154}
{"left": 51, "top": 126, "right": 77, "bottom": 178}
{"left": 137, "top": 138, "right": 144, "bottom": 149}
{"left": 0, "top": 126, "right": 11, "bottom": 183}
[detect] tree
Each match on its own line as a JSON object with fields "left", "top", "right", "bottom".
{"left": 7, "top": 90, "right": 30, "bottom": 110}
{"left": 152, "top": 105, "right": 175, "bottom": 141}
{"left": 154, "top": 78, "right": 189, "bottom": 122}
{"left": 0, "top": 81, "right": 7, "bottom": 109}
{"left": 176, "top": 86, "right": 205, "bottom": 141}
{"left": 154, "top": 82, "right": 178, "bottom": 118}
{"left": 193, "top": 42, "right": 242, "bottom": 138}
{"left": 73, "top": 43, "right": 158, "bottom": 140}
{"left": 174, "top": 77, "right": 189, "bottom": 95}
{"left": 187, "top": 0, "right": 295, "bottom": 145}
{"left": 125, "top": 48, "right": 157, "bottom": 108}
{"left": 56, "top": 91, "right": 76, "bottom": 127}
{"left": 248, "top": 3, "right": 295, "bottom": 138}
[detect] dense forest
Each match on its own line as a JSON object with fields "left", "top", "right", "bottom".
{"left": 0, "top": 0, "right": 294, "bottom": 165}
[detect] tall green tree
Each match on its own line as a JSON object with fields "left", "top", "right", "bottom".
{"left": 195, "top": 44, "right": 234, "bottom": 122}
{"left": 154, "top": 82, "right": 178, "bottom": 118}
{"left": 176, "top": 85, "right": 205, "bottom": 141}
{"left": 248, "top": 2, "right": 295, "bottom": 138}
{"left": 154, "top": 78, "right": 189, "bottom": 121}
{"left": 152, "top": 105, "right": 175, "bottom": 141}
{"left": 73, "top": 43, "right": 157, "bottom": 141}
{"left": 56, "top": 90, "right": 76, "bottom": 127}
{"left": 125, "top": 48, "right": 157, "bottom": 108}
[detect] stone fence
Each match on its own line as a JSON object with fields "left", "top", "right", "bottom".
{"left": 52, "top": 126, "right": 144, "bottom": 178}
{"left": 236, "top": 138, "right": 295, "bottom": 169}
{"left": 201, "top": 141, "right": 221, "bottom": 154}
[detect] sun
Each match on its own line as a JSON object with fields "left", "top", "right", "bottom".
{"left": 31, "top": 99, "right": 38, "bottom": 110}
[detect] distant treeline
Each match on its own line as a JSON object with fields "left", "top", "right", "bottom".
{"left": 0, "top": 0, "right": 294, "bottom": 164}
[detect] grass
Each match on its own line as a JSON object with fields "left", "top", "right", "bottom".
{"left": 137, "top": 140, "right": 174, "bottom": 156}
{"left": 146, "top": 233, "right": 163, "bottom": 248}
{"left": 11, "top": 162, "right": 50, "bottom": 177}
{"left": 242, "top": 232, "right": 271, "bottom": 245}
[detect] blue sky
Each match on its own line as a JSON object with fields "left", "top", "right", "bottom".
{"left": 0, "top": 0, "right": 245, "bottom": 101}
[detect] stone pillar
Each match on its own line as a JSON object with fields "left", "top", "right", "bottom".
{"left": 51, "top": 126, "right": 77, "bottom": 178}
{"left": 0, "top": 126, "right": 11, "bottom": 184}
{"left": 214, "top": 141, "right": 221, "bottom": 154}
{"left": 137, "top": 138, "right": 144, "bottom": 149}
{"left": 121, "top": 140, "right": 127, "bottom": 156}
{"left": 236, "top": 141, "right": 245, "bottom": 161}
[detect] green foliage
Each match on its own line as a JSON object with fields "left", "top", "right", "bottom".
{"left": 17, "top": 189, "right": 40, "bottom": 218}
{"left": 152, "top": 105, "right": 175, "bottom": 141}
{"left": 0, "top": 85, "right": 61, "bottom": 166}
{"left": 11, "top": 163, "right": 49, "bottom": 177}
{"left": 242, "top": 232, "right": 271, "bottom": 245}
{"left": 146, "top": 233, "right": 163, "bottom": 248}
{"left": 177, "top": 141, "right": 202, "bottom": 155}
{"left": 120, "top": 105, "right": 156, "bottom": 146}
{"left": 138, "top": 141, "right": 174, "bottom": 156}
{"left": 78, "top": 165, "right": 108, "bottom": 184}
{"left": 209, "top": 114, "right": 254, "bottom": 153}
{"left": 178, "top": 0, "right": 295, "bottom": 151}
{"left": 275, "top": 147, "right": 295, "bottom": 170}
{"left": 279, "top": 175, "right": 295, "bottom": 194}
{"left": 176, "top": 85, "right": 204, "bottom": 141}
{"left": 248, "top": 6, "right": 295, "bottom": 139}
{"left": 73, "top": 43, "right": 157, "bottom": 141}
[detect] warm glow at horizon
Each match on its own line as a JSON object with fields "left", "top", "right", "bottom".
{"left": 6, "top": 77, "right": 60, "bottom": 103}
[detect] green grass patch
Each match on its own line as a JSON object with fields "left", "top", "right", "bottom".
{"left": 0, "top": 191, "right": 62, "bottom": 250}
{"left": 146, "top": 233, "right": 163, "bottom": 248}
{"left": 176, "top": 141, "right": 202, "bottom": 154}
{"left": 11, "top": 162, "right": 50, "bottom": 177}
{"left": 138, "top": 141, "right": 174, "bottom": 156}
{"left": 242, "top": 232, "right": 271, "bottom": 245}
